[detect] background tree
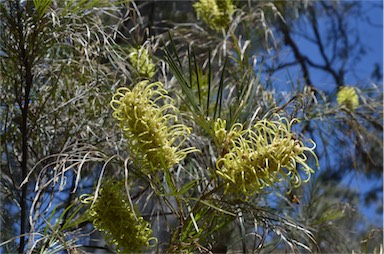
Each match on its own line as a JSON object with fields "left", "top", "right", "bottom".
{"left": 1, "top": 0, "right": 382, "bottom": 253}
{"left": 0, "top": 1, "right": 133, "bottom": 252}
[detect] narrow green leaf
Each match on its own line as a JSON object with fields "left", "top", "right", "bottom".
{"left": 61, "top": 203, "right": 87, "bottom": 231}
{"left": 213, "top": 56, "right": 228, "bottom": 119}
{"left": 192, "top": 48, "right": 202, "bottom": 106}
{"left": 33, "top": 0, "right": 52, "bottom": 19}
{"left": 164, "top": 167, "right": 177, "bottom": 194}
{"left": 178, "top": 180, "right": 197, "bottom": 196}
{"left": 163, "top": 34, "right": 201, "bottom": 113}
{"left": 206, "top": 48, "right": 212, "bottom": 118}
{"left": 190, "top": 198, "right": 236, "bottom": 217}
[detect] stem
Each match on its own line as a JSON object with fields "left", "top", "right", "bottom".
{"left": 19, "top": 49, "right": 33, "bottom": 254}
{"left": 16, "top": 2, "right": 33, "bottom": 252}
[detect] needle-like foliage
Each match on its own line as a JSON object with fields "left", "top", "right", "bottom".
{"left": 1, "top": 0, "right": 382, "bottom": 253}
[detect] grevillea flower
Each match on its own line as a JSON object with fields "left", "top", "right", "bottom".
{"left": 110, "top": 81, "right": 198, "bottom": 171}
{"left": 337, "top": 86, "right": 359, "bottom": 110}
{"left": 193, "top": 0, "right": 235, "bottom": 31}
{"left": 214, "top": 118, "right": 243, "bottom": 156}
{"left": 82, "top": 181, "right": 156, "bottom": 253}
{"left": 214, "top": 116, "right": 318, "bottom": 197}
{"left": 129, "top": 46, "right": 156, "bottom": 79}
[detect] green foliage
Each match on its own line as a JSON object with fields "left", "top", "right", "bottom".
{"left": 0, "top": 0, "right": 131, "bottom": 252}
{"left": 0, "top": 0, "right": 382, "bottom": 253}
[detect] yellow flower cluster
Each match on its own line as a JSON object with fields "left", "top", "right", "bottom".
{"left": 129, "top": 46, "right": 156, "bottom": 79}
{"left": 110, "top": 81, "right": 198, "bottom": 171}
{"left": 84, "top": 181, "right": 155, "bottom": 253}
{"left": 214, "top": 116, "right": 318, "bottom": 197}
{"left": 337, "top": 86, "right": 359, "bottom": 110}
{"left": 193, "top": 0, "right": 235, "bottom": 31}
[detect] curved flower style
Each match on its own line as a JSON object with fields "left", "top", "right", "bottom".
{"left": 83, "top": 181, "right": 156, "bottom": 253}
{"left": 193, "top": 0, "right": 235, "bottom": 31}
{"left": 337, "top": 86, "right": 359, "bottom": 110}
{"left": 214, "top": 116, "right": 318, "bottom": 197}
{"left": 129, "top": 46, "right": 156, "bottom": 79}
{"left": 110, "top": 81, "right": 198, "bottom": 171}
{"left": 214, "top": 118, "right": 243, "bottom": 156}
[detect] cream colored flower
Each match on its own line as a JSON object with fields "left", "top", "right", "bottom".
{"left": 337, "top": 86, "right": 359, "bottom": 110}
{"left": 129, "top": 46, "right": 156, "bottom": 79}
{"left": 84, "top": 181, "right": 155, "bottom": 253}
{"left": 193, "top": 0, "right": 235, "bottom": 31}
{"left": 110, "top": 81, "right": 198, "bottom": 171}
{"left": 214, "top": 116, "right": 318, "bottom": 197}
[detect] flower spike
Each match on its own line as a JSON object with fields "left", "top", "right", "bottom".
{"left": 214, "top": 115, "right": 318, "bottom": 197}
{"left": 193, "top": 0, "right": 235, "bottom": 31}
{"left": 82, "top": 181, "right": 156, "bottom": 253}
{"left": 129, "top": 46, "right": 156, "bottom": 79}
{"left": 111, "top": 81, "right": 199, "bottom": 171}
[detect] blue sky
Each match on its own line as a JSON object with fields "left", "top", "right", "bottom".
{"left": 261, "top": 1, "right": 383, "bottom": 228}
{"left": 297, "top": 1, "right": 383, "bottom": 228}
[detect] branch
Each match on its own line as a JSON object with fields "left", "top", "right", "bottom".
{"left": 308, "top": 4, "right": 343, "bottom": 86}
{"left": 277, "top": 18, "right": 313, "bottom": 87}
